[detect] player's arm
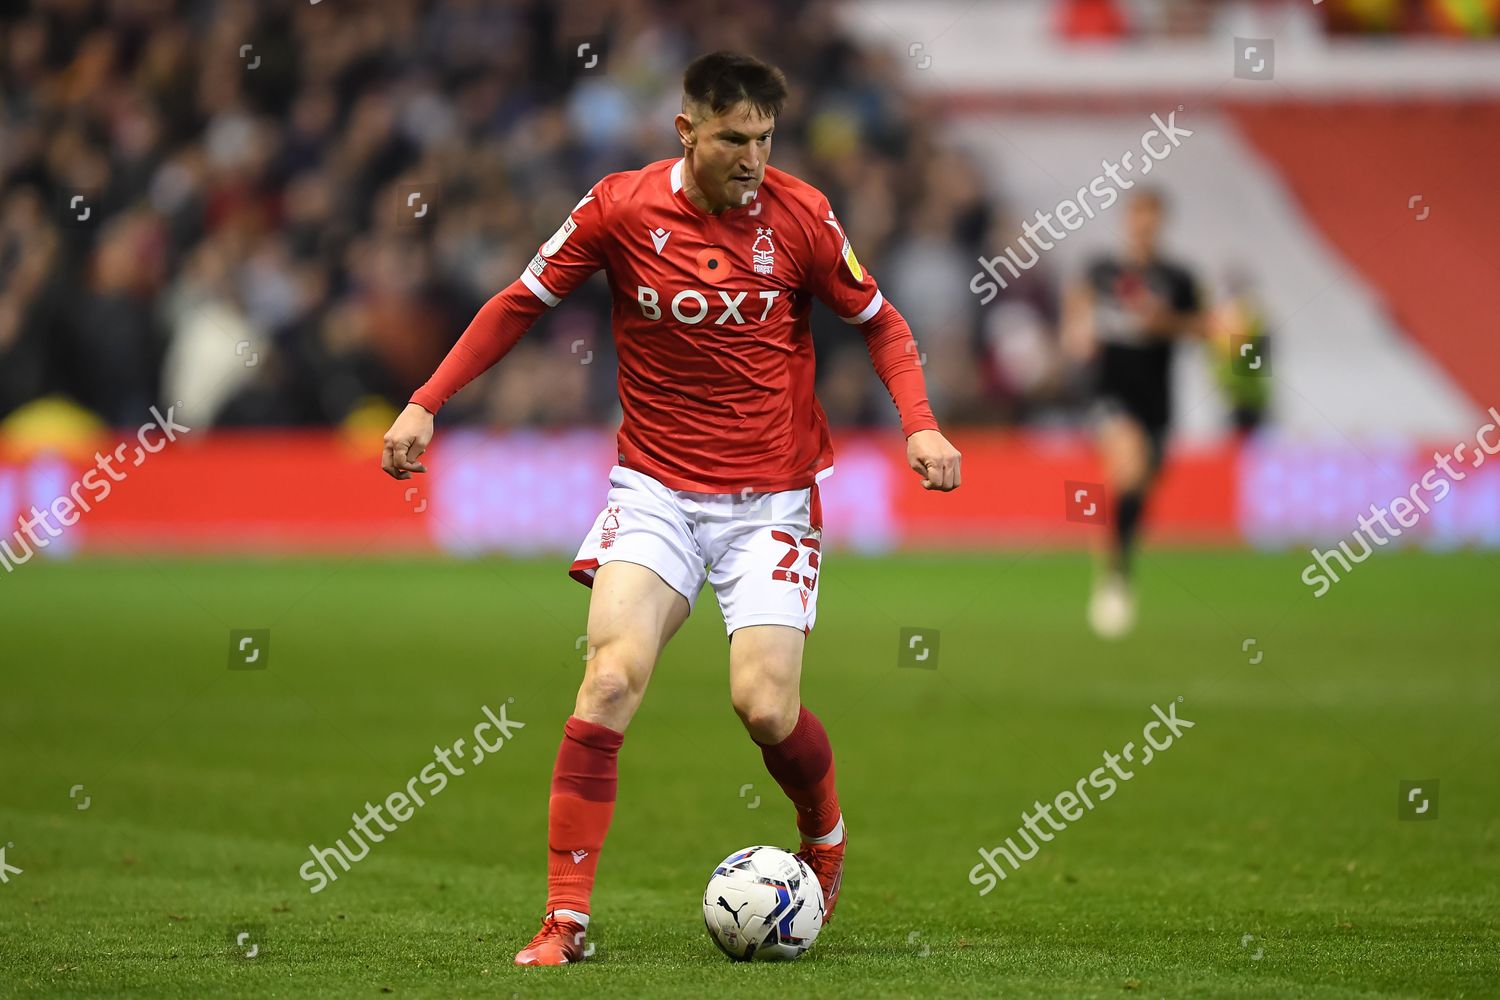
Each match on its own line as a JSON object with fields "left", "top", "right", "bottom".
{"left": 381, "top": 284, "right": 551, "bottom": 479}
{"left": 1140, "top": 267, "right": 1205, "bottom": 340}
{"left": 1169, "top": 269, "right": 1208, "bottom": 339}
{"left": 862, "top": 302, "right": 962, "bottom": 491}
{"left": 806, "top": 204, "right": 960, "bottom": 492}
{"left": 381, "top": 187, "right": 611, "bottom": 480}
{"left": 1061, "top": 279, "right": 1097, "bottom": 361}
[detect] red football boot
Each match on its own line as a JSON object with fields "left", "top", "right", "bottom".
{"left": 796, "top": 831, "right": 845, "bottom": 923}
{"left": 514, "top": 912, "right": 589, "bottom": 966}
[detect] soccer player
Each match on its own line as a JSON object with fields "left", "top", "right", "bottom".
{"left": 380, "top": 51, "right": 962, "bottom": 965}
{"left": 1062, "top": 188, "right": 1203, "bottom": 638}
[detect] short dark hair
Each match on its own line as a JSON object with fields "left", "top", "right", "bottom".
{"left": 682, "top": 51, "right": 788, "bottom": 122}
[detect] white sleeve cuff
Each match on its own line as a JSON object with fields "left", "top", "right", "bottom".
{"left": 842, "top": 289, "right": 884, "bottom": 325}
{"left": 520, "top": 269, "right": 561, "bottom": 307}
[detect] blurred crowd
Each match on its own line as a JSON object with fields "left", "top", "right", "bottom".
{"left": 0, "top": 0, "right": 1264, "bottom": 437}
{"left": 1055, "top": 0, "right": 1500, "bottom": 37}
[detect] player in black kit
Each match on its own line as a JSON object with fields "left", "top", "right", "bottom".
{"left": 1062, "top": 189, "right": 1204, "bottom": 638}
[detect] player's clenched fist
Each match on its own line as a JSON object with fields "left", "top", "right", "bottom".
{"left": 381, "top": 402, "right": 435, "bottom": 480}
{"left": 907, "top": 428, "right": 961, "bottom": 491}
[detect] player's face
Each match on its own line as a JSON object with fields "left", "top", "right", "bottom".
{"left": 1126, "top": 196, "right": 1162, "bottom": 255}
{"left": 682, "top": 102, "right": 775, "bottom": 211}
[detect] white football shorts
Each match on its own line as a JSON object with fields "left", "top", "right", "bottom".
{"left": 569, "top": 465, "right": 825, "bottom": 636}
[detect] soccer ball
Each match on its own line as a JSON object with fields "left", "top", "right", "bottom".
{"left": 702, "top": 845, "right": 824, "bottom": 961}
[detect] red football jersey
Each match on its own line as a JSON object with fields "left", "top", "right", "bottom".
{"left": 519, "top": 157, "right": 912, "bottom": 493}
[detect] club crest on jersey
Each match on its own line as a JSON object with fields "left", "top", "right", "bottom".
{"left": 751, "top": 227, "right": 776, "bottom": 276}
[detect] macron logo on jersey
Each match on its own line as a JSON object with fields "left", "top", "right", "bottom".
{"left": 649, "top": 227, "right": 671, "bottom": 255}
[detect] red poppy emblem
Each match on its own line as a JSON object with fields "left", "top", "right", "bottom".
{"left": 697, "top": 246, "right": 732, "bottom": 284}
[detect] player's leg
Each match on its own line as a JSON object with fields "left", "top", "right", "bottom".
{"left": 573, "top": 560, "right": 692, "bottom": 730}
{"left": 728, "top": 624, "right": 844, "bottom": 843}
{"left": 1090, "top": 412, "right": 1153, "bottom": 637}
{"left": 520, "top": 465, "right": 705, "bottom": 965}
{"left": 728, "top": 623, "right": 845, "bottom": 921}
{"left": 1100, "top": 412, "right": 1153, "bottom": 577}
{"left": 705, "top": 481, "right": 845, "bottom": 920}
{"left": 728, "top": 623, "right": 803, "bottom": 744}
{"left": 517, "top": 561, "right": 691, "bottom": 965}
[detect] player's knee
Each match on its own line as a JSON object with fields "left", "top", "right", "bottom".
{"left": 578, "top": 644, "right": 649, "bottom": 713}
{"left": 732, "top": 694, "right": 798, "bottom": 744}
{"left": 580, "top": 668, "right": 635, "bottom": 713}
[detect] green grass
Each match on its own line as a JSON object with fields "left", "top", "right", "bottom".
{"left": 2, "top": 551, "right": 1497, "bottom": 998}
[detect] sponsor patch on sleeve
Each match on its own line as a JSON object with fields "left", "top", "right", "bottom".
{"left": 842, "top": 238, "right": 864, "bottom": 282}
{"left": 541, "top": 216, "right": 577, "bottom": 258}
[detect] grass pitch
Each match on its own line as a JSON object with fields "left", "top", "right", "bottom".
{"left": 2, "top": 551, "right": 1497, "bottom": 998}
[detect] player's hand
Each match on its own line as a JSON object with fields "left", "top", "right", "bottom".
{"left": 907, "top": 429, "right": 961, "bottom": 491}
{"left": 382, "top": 402, "right": 434, "bottom": 480}
{"left": 1129, "top": 290, "right": 1177, "bottom": 336}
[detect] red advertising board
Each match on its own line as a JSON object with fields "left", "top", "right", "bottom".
{"left": 2, "top": 430, "right": 1495, "bottom": 558}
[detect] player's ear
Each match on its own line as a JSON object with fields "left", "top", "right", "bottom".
{"left": 674, "top": 112, "right": 696, "bottom": 150}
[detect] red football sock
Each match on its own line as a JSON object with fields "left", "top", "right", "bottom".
{"left": 545, "top": 716, "right": 624, "bottom": 917}
{"left": 756, "top": 706, "right": 842, "bottom": 841}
